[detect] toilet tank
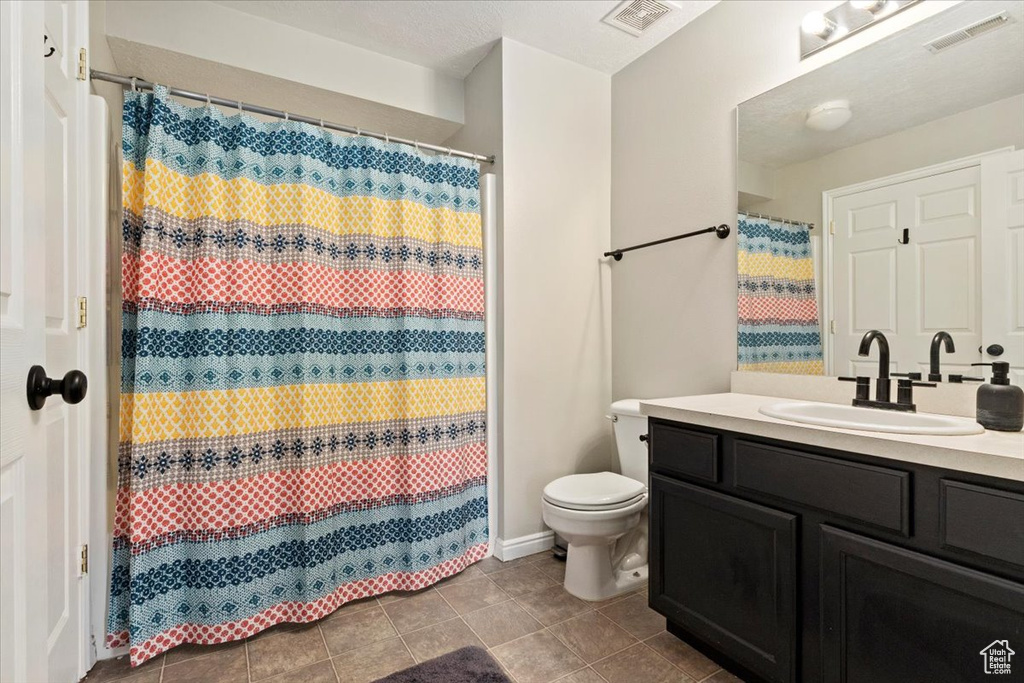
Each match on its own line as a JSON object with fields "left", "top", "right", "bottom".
{"left": 610, "top": 399, "right": 649, "bottom": 484}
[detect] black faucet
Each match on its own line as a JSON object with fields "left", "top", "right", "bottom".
{"left": 928, "top": 331, "right": 955, "bottom": 382}
{"left": 839, "top": 329, "right": 937, "bottom": 411}
{"left": 858, "top": 330, "right": 891, "bottom": 403}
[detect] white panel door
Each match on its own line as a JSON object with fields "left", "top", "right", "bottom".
{"left": 833, "top": 185, "right": 900, "bottom": 377}
{"left": 903, "top": 165, "right": 982, "bottom": 379}
{"left": 1, "top": 2, "right": 50, "bottom": 682}
{"left": 981, "top": 149, "right": 1024, "bottom": 387}
{"left": 1, "top": 1, "right": 88, "bottom": 681}
{"left": 832, "top": 166, "right": 982, "bottom": 378}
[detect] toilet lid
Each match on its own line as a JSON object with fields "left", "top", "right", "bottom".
{"left": 543, "top": 472, "right": 647, "bottom": 510}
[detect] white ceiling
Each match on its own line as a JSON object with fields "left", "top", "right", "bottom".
{"left": 739, "top": 0, "right": 1024, "bottom": 169}
{"left": 210, "top": 0, "right": 719, "bottom": 77}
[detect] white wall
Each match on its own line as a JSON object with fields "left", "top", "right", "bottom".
{"left": 103, "top": 0, "right": 464, "bottom": 125}
{"left": 501, "top": 39, "right": 613, "bottom": 541}
{"left": 448, "top": 40, "right": 613, "bottom": 543}
{"left": 610, "top": 0, "right": 960, "bottom": 400}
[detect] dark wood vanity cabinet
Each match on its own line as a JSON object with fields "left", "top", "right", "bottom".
{"left": 647, "top": 418, "right": 1024, "bottom": 683}
{"left": 820, "top": 527, "right": 1024, "bottom": 683}
{"left": 650, "top": 476, "right": 797, "bottom": 682}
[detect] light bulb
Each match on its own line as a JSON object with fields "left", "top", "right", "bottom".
{"left": 801, "top": 11, "right": 837, "bottom": 38}
{"left": 850, "top": 0, "right": 887, "bottom": 12}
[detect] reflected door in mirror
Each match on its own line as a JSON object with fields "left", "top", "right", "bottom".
{"left": 832, "top": 166, "right": 982, "bottom": 376}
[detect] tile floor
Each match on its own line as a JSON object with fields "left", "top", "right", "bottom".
{"left": 82, "top": 551, "right": 745, "bottom": 683}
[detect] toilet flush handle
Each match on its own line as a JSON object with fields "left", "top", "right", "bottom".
{"left": 639, "top": 434, "right": 649, "bottom": 443}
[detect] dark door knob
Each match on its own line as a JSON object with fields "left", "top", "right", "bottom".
{"left": 26, "top": 365, "right": 87, "bottom": 411}
{"left": 986, "top": 344, "right": 1005, "bottom": 357}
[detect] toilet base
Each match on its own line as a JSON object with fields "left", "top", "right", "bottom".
{"left": 563, "top": 542, "right": 649, "bottom": 602}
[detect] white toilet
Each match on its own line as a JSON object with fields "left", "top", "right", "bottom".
{"left": 541, "top": 399, "right": 650, "bottom": 601}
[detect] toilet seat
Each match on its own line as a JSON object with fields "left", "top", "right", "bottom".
{"left": 542, "top": 492, "right": 649, "bottom": 522}
{"left": 543, "top": 472, "right": 647, "bottom": 511}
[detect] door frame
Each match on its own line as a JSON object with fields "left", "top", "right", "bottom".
{"left": 68, "top": 5, "right": 102, "bottom": 676}
{"left": 84, "top": 92, "right": 112, "bottom": 667}
{"left": 820, "top": 147, "right": 1015, "bottom": 374}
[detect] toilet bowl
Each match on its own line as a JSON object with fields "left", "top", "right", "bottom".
{"left": 541, "top": 399, "right": 650, "bottom": 601}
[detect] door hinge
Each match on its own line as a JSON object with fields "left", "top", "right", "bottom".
{"left": 830, "top": 320, "right": 835, "bottom": 334}
{"left": 77, "top": 296, "right": 87, "bottom": 329}
{"left": 77, "top": 48, "right": 87, "bottom": 81}
{"left": 829, "top": 220, "right": 835, "bottom": 235}
{"left": 80, "top": 544, "right": 89, "bottom": 574}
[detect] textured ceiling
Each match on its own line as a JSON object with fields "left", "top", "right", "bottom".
{"left": 210, "top": 0, "right": 719, "bottom": 77}
{"left": 739, "top": 0, "right": 1024, "bottom": 170}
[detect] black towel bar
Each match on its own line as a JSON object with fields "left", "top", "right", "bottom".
{"left": 604, "top": 224, "right": 730, "bottom": 261}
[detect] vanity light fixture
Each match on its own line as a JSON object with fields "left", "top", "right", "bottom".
{"left": 850, "top": 0, "right": 889, "bottom": 13}
{"left": 801, "top": 0, "right": 920, "bottom": 59}
{"left": 805, "top": 101, "right": 852, "bottom": 132}
{"left": 801, "top": 11, "right": 838, "bottom": 39}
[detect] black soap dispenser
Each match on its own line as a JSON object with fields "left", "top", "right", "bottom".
{"left": 971, "top": 361, "right": 1024, "bottom": 432}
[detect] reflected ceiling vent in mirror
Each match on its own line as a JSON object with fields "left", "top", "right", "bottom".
{"left": 602, "top": 0, "right": 677, "bottom": 37}
{"left": 801, "top": 0, "right": 921, "bottom": 59}
{"left": 805, "top": 101, "right": 852, "bottom": 132}
{"left": 924, "top": 12, "right": 1012, "bottom": 54}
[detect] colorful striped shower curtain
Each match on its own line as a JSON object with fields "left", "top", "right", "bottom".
{"left": 108, "top": 86, "right": 487, "bottom": 665}
{"left": 737, "top": 215, "right": 824, "bottom": 375}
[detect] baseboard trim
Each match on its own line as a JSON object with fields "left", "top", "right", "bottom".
{"left": 493, "top": 530, "right": 555, "bottom": 561}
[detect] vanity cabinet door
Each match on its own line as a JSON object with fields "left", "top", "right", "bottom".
{"left": 650, "top": 474, "right": 797, "bottom": 683}
{"left": 820, "top": 526, "right": 1024, "bottom": 683}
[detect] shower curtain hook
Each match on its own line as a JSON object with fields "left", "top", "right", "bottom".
{"left": 384, "top": 132, "right": 390, "bottom": 144}
{"left": 237, "top": 99, "right": 243, "bottom": 115}
{"left": 205, "top": 93, "right": 211, "bottom": 106}
{"left": 319, "top": 117, "right": 324, "bottom": 129}
{"left": 130, "top": 77, "right": 138, "bottom": 92}
{"left": 284, "top": 111, "right": 289, "bottom": 121}
{"left": 414, "top": 140, "right": 420, "bottom": 151}
{"left": 356, "top": 127, "right": 361, "bottom": 138}
{"left": 446, "top": 147, "right": 452, "bottom": 157}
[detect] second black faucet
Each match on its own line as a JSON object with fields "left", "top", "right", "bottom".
{"left": 929, "top": 331, "right": 955, "bottom": 382}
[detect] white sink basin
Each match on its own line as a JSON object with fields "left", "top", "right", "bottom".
{"left": 758, "top": 401, "right": 984, "bottom": 436}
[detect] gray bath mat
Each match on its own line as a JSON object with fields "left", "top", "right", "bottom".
{"left": 372, "top": 646, "right": 511, "bottom": 683}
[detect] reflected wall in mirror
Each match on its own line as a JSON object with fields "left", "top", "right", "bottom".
{"left": 737, "top": 0, "right": 1024, "bottom": 384}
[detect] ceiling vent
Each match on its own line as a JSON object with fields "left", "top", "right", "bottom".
{"left": 602, "top": 0, "right": 676, "bottom": 37}
{"left": 924, "top": 11, "right": 1012, "bottom": 53}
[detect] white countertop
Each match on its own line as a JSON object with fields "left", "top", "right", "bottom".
{"left": 640, "top": 393, "right": 1024, "bottom": 482}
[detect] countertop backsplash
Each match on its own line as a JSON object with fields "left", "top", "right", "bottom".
{"left": 730, "top": 371, "right": 979, "bottom": 419}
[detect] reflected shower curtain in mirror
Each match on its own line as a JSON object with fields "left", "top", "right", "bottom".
{"left": 108, "top": 86, "right": 487, "bottom": 665}
{"left": 737, "top": 215, "right": 824, "bottom": 374}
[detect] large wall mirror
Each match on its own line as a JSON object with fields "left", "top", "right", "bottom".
{"left": 737, "top": 0, "right": 1024, "bottom": 384}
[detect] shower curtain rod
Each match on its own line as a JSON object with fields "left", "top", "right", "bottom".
{"left": 739, "top": 210, "right": 815, "bottom": 230}
{"left": 90, "top": 70, "right": 496, "bottom": 165}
